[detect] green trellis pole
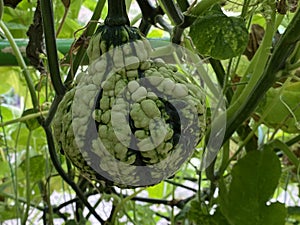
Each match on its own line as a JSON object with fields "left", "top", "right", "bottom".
{"left": 0, "top": 39, "right": 72, "bottom": 66}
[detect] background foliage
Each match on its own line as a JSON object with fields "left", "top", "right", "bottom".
{"left": 0, "top": 0, "right": 300, "bottom": 224}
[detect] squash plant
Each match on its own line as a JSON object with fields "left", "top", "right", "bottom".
{"left": 0, "top": 0, "right": 300, "bottom": 224}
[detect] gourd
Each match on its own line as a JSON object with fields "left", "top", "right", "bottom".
{"left": 53, "top": 0, "right": 205, "bottom": 188}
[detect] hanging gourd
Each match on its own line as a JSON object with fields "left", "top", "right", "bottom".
{"left": 53, "top": 0, "right": 205, "bottom": 188}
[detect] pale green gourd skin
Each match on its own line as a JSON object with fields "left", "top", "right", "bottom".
{"left": 53, "top": 29, "right": 206, "bottom": 187}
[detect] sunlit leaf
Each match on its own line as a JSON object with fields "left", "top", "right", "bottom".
{"left": 189, "top": 11, "right": 248, "bottom": 59}
{"left": 83, "top": 0, "right": 97, "bottom": 11}
{"left": 147, "top": 29, "right": 164, "bottom": 39}
{"left": 0, "top": 105, "right": 21, "bottom": 121}
{"left": 147, "top": 182, "right": 164, "bottom": 198}
{"left": 0, "top": 105, "right": 13, "bottom": 121}
{"left": 0, "top": 67, "right": 27, "bottom": 96}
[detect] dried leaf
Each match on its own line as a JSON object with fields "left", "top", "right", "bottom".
{"left": 26, "top": 0, "right": 45, "bottom": 73}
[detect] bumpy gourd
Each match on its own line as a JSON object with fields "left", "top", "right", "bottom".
{"left": 53, "top": 2, "right": 205, "bottom": 188}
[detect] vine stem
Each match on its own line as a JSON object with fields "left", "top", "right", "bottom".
{"left": 22, "top": 131, "right": 32, "bottom": 225}
{"left": 39, "top": 0, "right": 105, "bottom": 221}
{"left": 0, "top": 0, "right": 3, "bottom": 21}
{"left": 224, "top": 74, "right": 292, "bottom": 170}
{"left": 40, "top": 0, "right": 65, "bottom": 96}
{"left": 136, "top": 0, "right": 164, "bottom": 35}
{"left": 217, "top": 9, "right": 300, "bottom": 144}
{"left": 287, "top": 60, "right": 300, "bottom": 71}
{"left": 286, "top": 134, "right": 300, "bottom": 146}
{"left": 158, "top": 0, "right": 184, "bottom": 25}
{"left": 0, "top": 111, "right": 48, "bottom": 127}
{"left": 268, "top": 140, "right": 300, "bottom": 168}
{"left": 231, "top": 14, "right": 279, "bottom": 102}
{"left": 56, "top": 5, "right": 69, "bottom": 37}
{"left": 44, "top": 126, "right": 105, "bottom": 224}
{"left": 0, "top": 21, "right": 39, "bottom": 110}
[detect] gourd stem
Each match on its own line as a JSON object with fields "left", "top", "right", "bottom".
{"left": 105, "top": 0, "right": 130, "bottom": 26}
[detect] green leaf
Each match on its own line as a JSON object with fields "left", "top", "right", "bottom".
{"left": 257, "top": 82, "right": 300, "bottom": 133}
{"left": 19, "top": 155, "right": 46, "bottom": 182}
{"left": 261, "top": 202, "right": 287, "bottom": 225}
{"left": 57, "top": 17, "right": 81, "bottom": 38}
{"left": 175, "top": 199, "right": 229, "bottom": 225}
{"left": 147, "top": 182, "right": 164, "bottom": 198}
{"left": 147, "top": 29, "right": 164, "bottom": 39}
{"left": 0, "top": 203, "right": 18, "bottom": 221}
{"left": 0, "top": 105, "right": 14, "bottom": 121}
{"left": 10, "top": 125, "right": 30, "bottom": 149}
{"left": 0, "top": 161, "right": 10, "bottom": 177}
{"left": 0, "top": 67, "right": 26, "bottom": 96}
{"left": 83, "top": 0, "right": 97, "bottom": 12}
{"left": 219, "top": 147, "right": 287, "bottom": 225}
{"left": 31, "top": 127, "right": 48, "bottom": 150}
{"left": 189, "top": 12, "right": 248, "bottom": 60}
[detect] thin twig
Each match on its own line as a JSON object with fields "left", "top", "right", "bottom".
{"left": 165, "top": 180, "right": 198, "bottom": 192}
{"left": 56, "top": 6, "right": 69, "bottom": 37}
{"left": 0, "top": 111, "right": 48, "bottom": 127}
{"left": 64, "top": 0, "right": 105, "bottom": 87}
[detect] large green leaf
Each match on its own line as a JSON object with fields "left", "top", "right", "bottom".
{"left": 219, "top": 147, "right": 287, "bottom": 225}
{"left": 0, "top": 67, "right": 26, "bottom": 95}
{"left": 19, "top": 155, "right": 46, "bottom": 182}
{"left": 189, "top": 11, "right": 248, "bottom": 60}
{"left": 257, "top": 82, "right": 300, "bottom": 133}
